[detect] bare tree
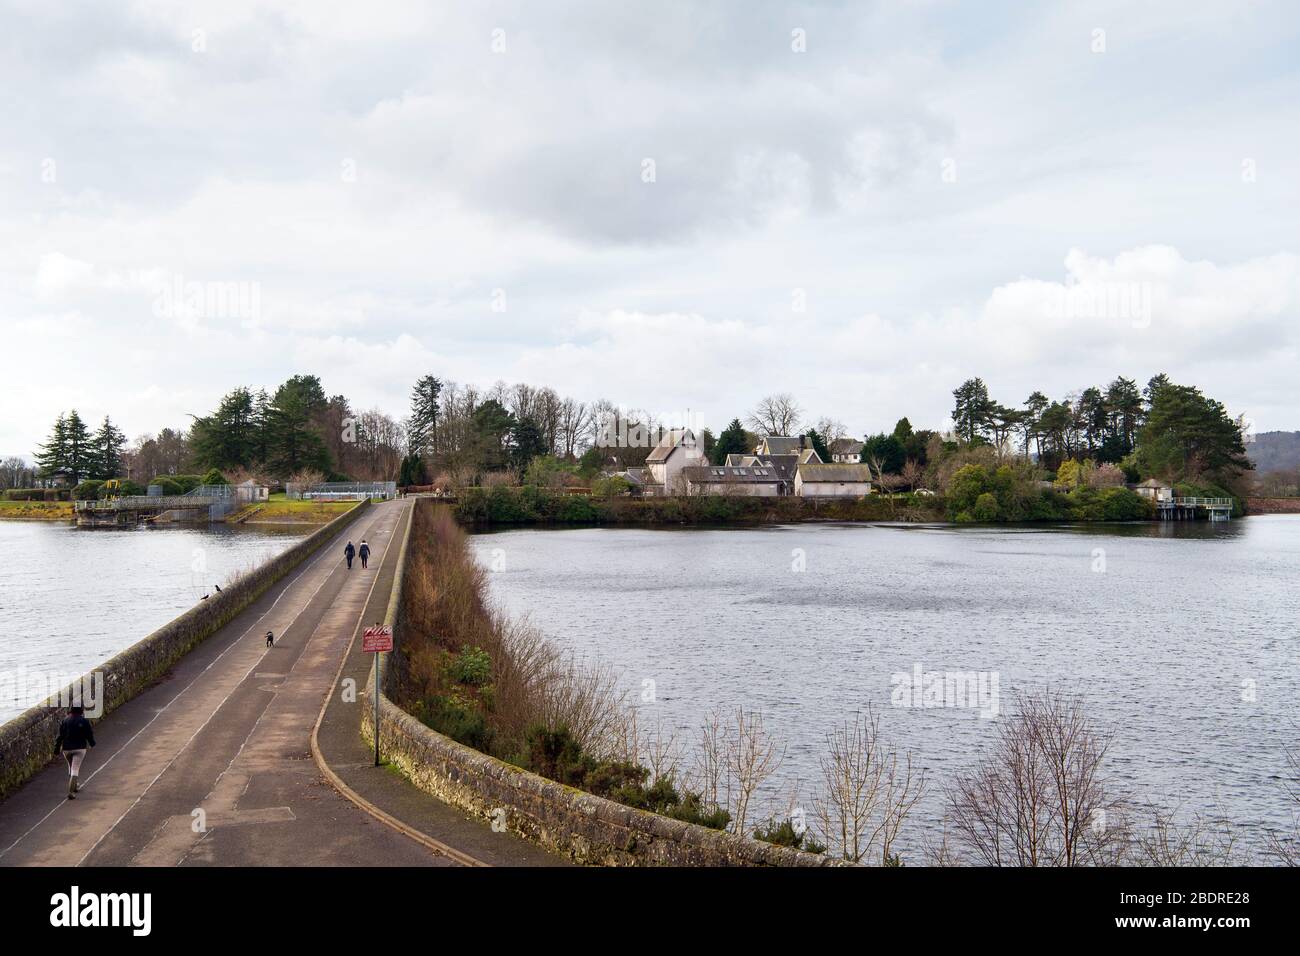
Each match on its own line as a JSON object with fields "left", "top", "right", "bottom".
{"left": 1127, "top": 806, "right": 1244, "bottom": 866}
{"left": 811, "top": 417, "right": 847, "bottom": 445}
{"left": 1267, "top": 742, "right": 1300, "bottom": 866}
{"left": 813, "top": 710, "right": 885, "bottom": 863}
{"left": 724, "top": 707, "right": 785, "bottom": 837}
{"left": 689, "top": 707, "right": 727, "bottom": 811}
{"left": 947, "top": 689, "right": 1120, "bottom": 866}
{"left": 747, "top": 393, "right": 802, "bottom": 436}
{"left": 812, "top": 707, "right": 926, "bottom": 864}
{"left": 899, "top": 458, "right": 923, "bottom": 492}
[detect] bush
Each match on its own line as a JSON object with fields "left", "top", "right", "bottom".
{"left": 451, "top": 646, "right": 492, "bottom": 686}
{"left": 411, "top": 695, "right": 493, "bottom": 752}
{"left": 169, "top": 474, "right": 203, "bottom": 493}
{"left": 753, "top": 817, "right": 826, "bottom": 853}
{"left": 72, "top": 480, "right": 104, "bottom": 501}
{"left": 202, "top": 468, "right": 229, "bottom": 486}
{"left": 149, "top": 476, "right": 184, "bottom": 496}
{"left": 3, "top": 488, "right": 68, "bottom": 501}
{"left": 519, "top": 726, "right": 729, "bottom": 830}
{"left": 972, "top": 492, "right": 1000, "bottom": 521}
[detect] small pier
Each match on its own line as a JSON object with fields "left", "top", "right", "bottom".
{"left": 1156, "top": 496, "right": 1234, "bottom": 521}
{"left": 74, "top": 485, "right": 240, "bottom": 527}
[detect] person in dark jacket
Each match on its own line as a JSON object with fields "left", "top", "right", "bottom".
{"left": 358, "top": 539, "right": 371, "bottom": 569}
{"left": 54, "top": 705, "right": 95, "bottom": 799}
{"left": 344, "top": 540, "right": 356, "bottom": 569}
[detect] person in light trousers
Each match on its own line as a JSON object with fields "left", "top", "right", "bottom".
{"left": 55, "top": 705, "right": 96, "bottom": 799}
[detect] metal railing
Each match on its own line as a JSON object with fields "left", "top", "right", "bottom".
{"left": 1158, "top": 496, "right": 1234, "bottom": 508}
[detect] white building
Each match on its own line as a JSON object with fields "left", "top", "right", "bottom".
{"left": 1133, "top": 478, "right": 1174, "bottom": 502}
{"left": 681, "top": 465, "right": 782, "bottom": 497}
{"left": 644, "top": 429, "right": 707, "bottom": 495}
{"left": 794, "top": 463, "right": 874, "bottom": 497}
{"left": 828, "top": 438, "right": 865, "bottom": 463}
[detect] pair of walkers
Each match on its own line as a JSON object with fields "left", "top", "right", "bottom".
{"left": 55, "top": 705, "right": 95, "bottom": 799}
{"left": 344, "top": 539, "right": 370, "bottom": 570}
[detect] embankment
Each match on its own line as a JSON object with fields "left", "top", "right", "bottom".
{"left": 361, "top": 499, "right": 835, "bottom": 866}
{"left": 455, "top": 485, "right": 941, "bottom": 526}
{"left": 0, "top": 500, "right": 370, "bottom": 801}
{"left": 1245, "top": 496, "right": 1300, "bottom": 514}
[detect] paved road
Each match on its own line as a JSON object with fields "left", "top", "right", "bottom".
{"left": 0, "top": 499, "right": 556, "bottom": 867}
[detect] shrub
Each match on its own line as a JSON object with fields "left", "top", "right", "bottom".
{"left": 3, "top": 488, "right": 68, "bottom": 501}
{"left": 202, "top": 468, "right": 229, "bottom": 486}
{"left": 411, "top": 695, "right": 493, "bottom": 752}
{"left": 753, "top": 817, "right": 826, "bottom": 853}
{"left": 169, "top": 474, "right": 203, "bottom": 493}
{"left": 149, "top": 476, "right": 184, "bottom": 496}
{"left": 972, "top": 492, "right": 1000, "bottom": 521}
{"left": 72, "top": 480, "right": 104, "bottom": 500}
{"left": 451, "top": 646, "right": 492, "bottom": 686}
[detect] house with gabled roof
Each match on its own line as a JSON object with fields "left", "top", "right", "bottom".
{"left": 644, "top": 429, "right": 707, "bottom": 495}
{"left": 795, "top": 462, "right": 873, "bottom": 497}
{"left": 828, "top": 438, "right": 865, "bottom": 463}
{"left": 682, "top": 464, "right": 782, "bottom": 497}
{"left": 754, "top": 434, "right": 810, "bottom": 457}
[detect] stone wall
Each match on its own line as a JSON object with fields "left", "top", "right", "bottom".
{"left": 361, "top": 501, "right": 836, "bottom": 867}
{"left": 1246, "top": 496, "right": 1300, "bottom": 514}
{"left": 0, "top": 500, "right": 370, "bottom": 801}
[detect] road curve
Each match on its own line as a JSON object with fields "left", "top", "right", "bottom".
{"left": 0, "top": 498, "right": 555, "bottom": 867}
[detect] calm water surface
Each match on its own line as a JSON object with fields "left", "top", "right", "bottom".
{"left": 472, "top": 517, "right": 1300, "bottom": 859}
{"left": 0, "top": 521, "right": 308, "bottom": 721}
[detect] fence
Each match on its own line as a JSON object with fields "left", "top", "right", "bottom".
{"left": 286, "top": 481, "right": 397, "bottom": 501}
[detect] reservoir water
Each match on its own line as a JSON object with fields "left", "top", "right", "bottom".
{"left": 471, "top": 517, "right": 1300, "bottom": 860}
{"left": 0, "top": 521, "right": 308, "bottom": 722}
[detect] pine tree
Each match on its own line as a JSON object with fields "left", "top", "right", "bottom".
{"left": 90, "top": 415, "right": 127, "bottom": 479}
{"left": 35, "top": 413, "right": 70, "bottom": 482}
{"left": 408, "top": 375, "right": 443, "bottom": 457}
{"left": 64, "top": 411, "right": 93, "bottom": 483}
{"left": 265, "top": 382, "right": 331, "bottom": 476}
{"left": 190, "top": 388, "right": 257, "bottom": 470}
{"left": 711, "top": 418, "right": 750, "bottom": 465}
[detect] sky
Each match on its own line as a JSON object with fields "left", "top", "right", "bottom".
{"left": 2, "top": 0, "right": 1298, "bottom": 458}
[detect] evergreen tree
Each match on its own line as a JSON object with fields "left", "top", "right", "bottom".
{"left": 265, "top": 381, "right": 332, "bottom": 476}
{"left": 805, "top": 428, "right": 831, "bottom": 462}
{"left": 35, "top": 414, "right": 70, "bottom": 482}
{"left": 951, "top": 378, "right": 993, "bottom": 444}
{"left": 509, "top": 416, "right": 548, "bottom": 471}
{"left": 90, "top": 415, "right": 127, "bottom": 479}
{"left": 710, "top": 418, "right": 750, "bottom": 465}
{"left": 190, "top": 388, "right": 257, "bottom": 470}
{"left": 408, "top": 375, "right": 443, "bottom": 457}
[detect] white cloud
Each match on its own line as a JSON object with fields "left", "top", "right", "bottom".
{"left": 1, "top": 1, "right": 1297, "bottom": 457}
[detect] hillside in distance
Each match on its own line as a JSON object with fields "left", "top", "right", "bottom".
{"left": 1248, "top": 431, "right": 1300, "bottom": 473}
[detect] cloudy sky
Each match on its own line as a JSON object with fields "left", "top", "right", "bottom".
{"left": 2, "top": 0, "right": 1298, "bottom": 457}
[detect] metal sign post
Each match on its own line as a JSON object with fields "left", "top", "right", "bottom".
{"left": 362, "top": 624, "right": 394, "bottom": 767}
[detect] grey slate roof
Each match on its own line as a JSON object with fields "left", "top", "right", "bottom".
{"left": 797, "top": 463, "right": 873, "bottom": 482}
{"left": 682, "top": 465, "right": 783, "bottom": 484}
{"left": 758, "top": 435, "right": 805, "bottom": 456}
{"left": 646, "top": 429, "right": 698, "bottom": 463}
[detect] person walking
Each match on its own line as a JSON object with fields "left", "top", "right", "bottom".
{"left": 358, "top": 539, "right": 371, "bottom": 570}
{"left": 55, "top": 705, "right": 95, "bottom": 799}
{"left": 344, "top": 540, "right": 356, "bottom": 570}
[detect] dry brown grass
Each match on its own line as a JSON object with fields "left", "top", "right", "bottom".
{"left": 395, "top": 502, "right": 626, "bottom": 759}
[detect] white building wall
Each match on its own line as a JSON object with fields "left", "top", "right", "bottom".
{"left": 796, "top": 480, "right": 872, "bottom": 498}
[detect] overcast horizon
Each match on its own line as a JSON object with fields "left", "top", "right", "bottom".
{"left": 3, "top": 0, "right": 1298, "bottom": 459}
